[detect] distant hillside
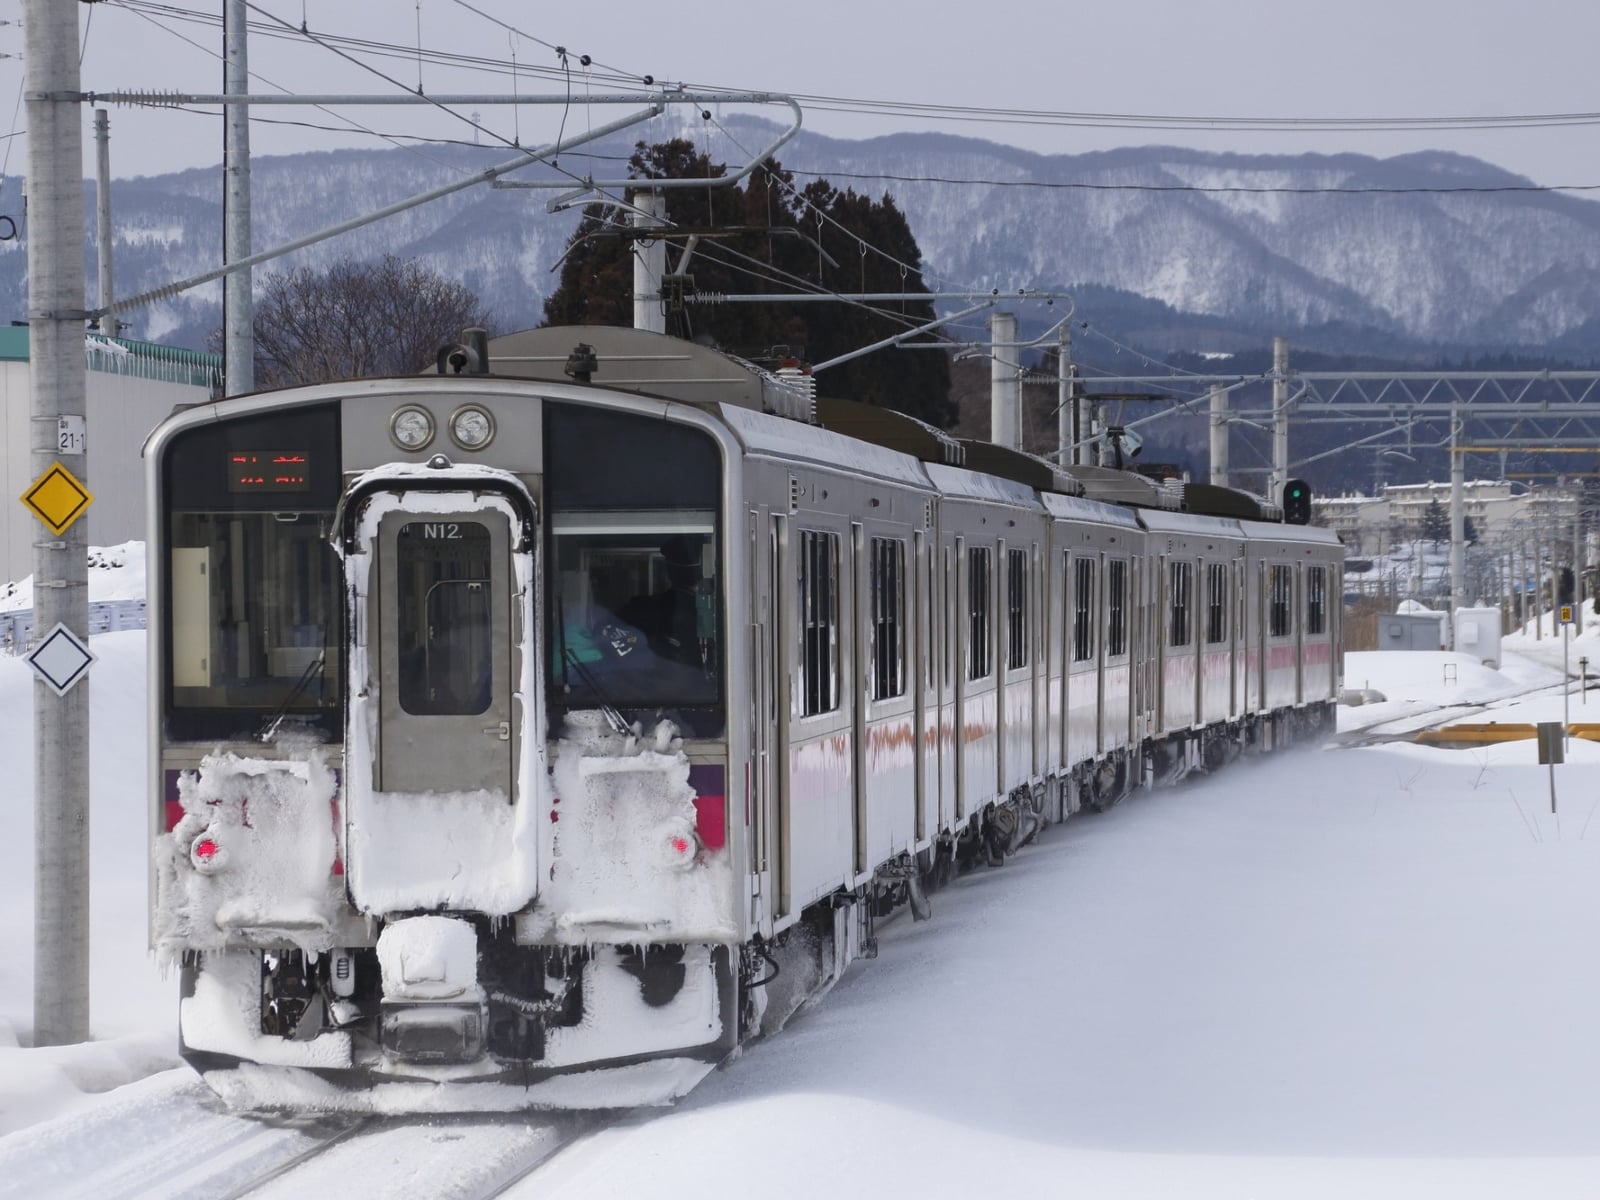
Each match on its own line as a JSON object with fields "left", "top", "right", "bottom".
{"left": 1, "top": 121, "right": 1599, "bottom": 364}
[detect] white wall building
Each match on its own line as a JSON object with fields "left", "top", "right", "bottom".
{"left": 0, "top": 326, "right": 220, "bottom": 582}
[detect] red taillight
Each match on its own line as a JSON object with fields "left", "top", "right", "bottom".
{"left": 669, "top": 835, "right": 690, "bottom": 856}
{"left": 194, "top": 838, "right": 219, "bottom": 860}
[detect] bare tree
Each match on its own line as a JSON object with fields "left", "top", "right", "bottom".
{"left": 248, "top": 254, "right": 492, "bottom": 387}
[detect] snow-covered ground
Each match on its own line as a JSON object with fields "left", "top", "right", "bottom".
{"left": 7, "top": 556, "right": 1600, "bottom": 1196}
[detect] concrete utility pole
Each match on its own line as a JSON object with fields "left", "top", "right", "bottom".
{"left": 1450, "top": 405, "right": 1465, "bottom": 621}
{"left": 630, "top": 190, "right": 666, "bottom": 334}
{"left": 93, "top": 110, "right": 118, "bottom": 340}
{"left": 1209, "top": 383, "right": 1229, "bottom": 487}
{"left": 223, "top": 0, "right": 253, "bottom": 395}
{"left": 1057, "top": 322, "right": 1075, "bottom": 467}
{"left": 989, "top": 311, "right": 1019, "bottom": 450}
{"left": 25, "top": 0, "right": 90, "bottom": 1046}
{"left": 1271, "top": 336, "right": 1289, "bottom": 503}
{"left": 1574, "top": 515, "right": 1584, "bottom": 633}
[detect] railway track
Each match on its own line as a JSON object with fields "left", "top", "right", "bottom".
{"left": 0, "top": 1069, "right": 597, "bottom": 1200}
{"left": 1333, "top": 671, "right": 1589, "bottom": 749}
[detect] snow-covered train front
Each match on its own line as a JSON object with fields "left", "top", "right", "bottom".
{"left": 147, "top": 326, "right": 1342, "bottom": 1112}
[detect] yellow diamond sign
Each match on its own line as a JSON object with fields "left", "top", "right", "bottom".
{"left": 21, "top": 462, "right": 94, "bottom": 536}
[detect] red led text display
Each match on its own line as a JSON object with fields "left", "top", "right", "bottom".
{"left": 226, "top": 450, "right": 311, "bottom": 493}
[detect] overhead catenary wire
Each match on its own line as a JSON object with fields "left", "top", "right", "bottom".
{"left": 98, "top": 3, "right": 1600, "bottom": 195}
{"left": 108, "top": 0, "right": 467, "bottom": 176}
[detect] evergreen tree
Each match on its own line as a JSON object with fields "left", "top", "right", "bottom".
{"left": 542, "top": 140, "right": 953, "bottom": 427}
{"left": 1421, "top": 497, "right": 1449, "bottom": 546}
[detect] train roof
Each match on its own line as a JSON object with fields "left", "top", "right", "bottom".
{"left": 481, "top": 326, "right": 816, "bottom": 422}
{"left": 1040, "top": 491, "right": 1143, "bottom": 529}
{"left": 813, "top": 396, "right": 964, "bottom": 467}
{"left": 718, "top": 404, "right": 931, "bottom": 490}
{"left": 1137, "top": 507, "right": 1246, "bottom": 539}
{"left": 1060, "top": 463, "right": 1180, "bottom": 511}
{"left": 926, "top": 462, "right": 1044, "bottom": 509}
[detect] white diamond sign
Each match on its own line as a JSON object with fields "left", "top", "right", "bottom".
{"left": 25, "top": 622, "right": 96, "bottom": 696}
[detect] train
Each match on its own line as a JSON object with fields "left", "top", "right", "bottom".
{"left": 146, "top": 324, "right": 1342, "bottom": 1111}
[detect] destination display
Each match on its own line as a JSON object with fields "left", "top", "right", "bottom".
{"left": 226, "top": 450, "right": 311, "bottom": 493}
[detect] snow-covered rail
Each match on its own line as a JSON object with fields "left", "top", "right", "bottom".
{"left": 0, "top": 1066, "right": 594, "bottom": 1200}
{"left": 0, "top": 1070, "right": 367, "bottom": 1199}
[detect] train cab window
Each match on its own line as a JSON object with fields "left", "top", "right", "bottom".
{"left": 1306, "top": 566, "right": 1328, "bottom": 635}
{"left": 1169, "top": 560, "right": 1192, "bottom": 648}
{"left": 1072, "top": 556, "right": 1095, "bottom": 662}
{"left": 1269, "top": 564, "right": 1294, "bottom": 637}
{"left": 968, "top": 547, "right": 992, "bottom": 680}
{"left": 1205, "top": 562, "right": 1228, "bottom": 645}
{"left": 870, "top": 537, "right": 906, "bottom": 701}
{"left": 800, "top": 530, "right": 840, "bottom": 716}
{"left": 1006, "top": 549, "right": 1028, "bottom": 671}
{"left": 1106, "top": 558, "right": 1128, "bottom": 657}
{"left": 544, "top": 403, "right": 724, "bottom": 736}
{"left": 161, "top": 403, "right": 343, "bottom": 742}
{"left": 395, "top": 521, "right": 493, "bottom": 715}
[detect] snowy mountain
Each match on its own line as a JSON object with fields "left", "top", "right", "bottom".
{"left": 2, "top": 120, "right": 1599, "bottom": 358}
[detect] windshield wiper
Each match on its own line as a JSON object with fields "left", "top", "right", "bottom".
{"left": 561, "top": 648, "right": 633, "bottom": 736}
{"left": 258, "top": 651, "right": 327, "bottom": 743}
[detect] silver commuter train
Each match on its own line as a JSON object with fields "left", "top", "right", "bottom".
{"left": 146, "top": 325, "right": 1342, "bottom": 1111}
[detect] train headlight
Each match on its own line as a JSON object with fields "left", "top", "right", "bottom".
{"left": 390, "top": 405, "right": 435, "bottom": 451}
{"left": 448, "top": 405, "right": 495, "bottom": 451}
{"left": 190, "top": 829, "right": 229, "bottom": 873}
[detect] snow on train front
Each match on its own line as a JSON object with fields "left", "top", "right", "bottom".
{"left": 148, "top": 386, "right": 743, "bottom": 1111}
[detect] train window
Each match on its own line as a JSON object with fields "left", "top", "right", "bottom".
{"left": 395, "top": 521, "right": 493, "bottom": 715}
{"left": 968, "top": 547, "right": 992, "bottom": 680}
{"left": 1269, "top": 564, "right": 1294, "bottom": 637}
{"left": 548, "top": 517, "right": 720, "bottom": 710}
{"left": 870, "top": 537, "right": 906, "bottom": 701}
{"left": 800, "top": 530, "right": 840, "bottom": 716}
{"left": 1106, "top": 559, "right": 1127, "bottom": 657}
{"left": 1169, "top": 560, "right": 1192, "bottom": 648}
{"left": 1307, "top": 566, "right": 1327, "bottom": 635}
{"left": 544, "top": 403, "right": 723, "bottom": 735}
{"left": 1006, "top": 549, "right": 1028, "bottom": 671}
{"left": 166, "top": 512, "right": 342, "bottom": 739}
{"left": 161, "top": 403, "right": 343, "bottom": 741}
{"left": 1206, "top": 562, "right": 1228, "bottom": 644}
{"left": 1072, "top": 556, "right": 1095, "bottom": 662}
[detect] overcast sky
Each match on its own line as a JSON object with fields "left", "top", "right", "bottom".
{"left": 1, "top": 0, "right": 1597, "bottom": 190}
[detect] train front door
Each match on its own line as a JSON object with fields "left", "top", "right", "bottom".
{"left": 366, "top": 501, "right": 519, "bottom": 798}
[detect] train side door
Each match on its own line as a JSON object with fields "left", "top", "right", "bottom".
{"left": 770, "top": 514, "right": 792, "bottom": 923}
{"left": 913, "top": 528, "right": 930, "bottom": 845}
{"left": 850, "top": 522, "right": 869, "bottom": 877}
{"left": 372, "top": 506, "right": 516, "bottom": 797}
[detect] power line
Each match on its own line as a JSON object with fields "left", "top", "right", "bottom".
{"left": 110, "top": 0, "right": 467, "bottom": 176}
{"left": 703, "top": 87, "right": 1600, "bottom": 134}
{"left": 785, "top": 167, "right": 1600, "bottom": 197}
{"left": 708, "top": 114, "right": 982, "bottom": 297}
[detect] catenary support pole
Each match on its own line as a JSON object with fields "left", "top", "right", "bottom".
{"left": 1574, "top": 515, "right": 1583, "bottom": 633}
{"left": 1450, "top": 405, "right": 1464, "bottom": 622}
{"left": 990, "top": 311, "right": 1019, "bottom": 450}
{"left": 93, "top": 110, "right": 118, "bottom": 340}
{"left": 1209, "top": 383, "right": 1229, "bottom": 487}
{"left": 26, "top": 0, "right": 90, "bottom": 1047}
{"left": 1272, "top": 336, "right": 1289, "bottom": 503}
{"left": 1057, "top": 323, "right": 1073, "bottom": 467}
{"left": 223, "top": 0, "right": 253, "bottom": 395}
{"left": 631, "top": 190, "right": 666, "bottom": 335}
